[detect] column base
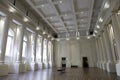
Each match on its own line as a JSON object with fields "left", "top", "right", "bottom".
{"left": 38, "top": 62, "right": 43, "bottom": 69}
{"left": 13, "top": 62, "right": 25, "bottom": 73}
{"left": 102, "top": 62, "right": 107, "bottom": 70}
{"left": 49, "top": 62, "right": 52, "bottom": 68}
{"left": 106, "top": 61, "right": 116, "bottom": 72}
{"left": 99, "top": 61, "right": 103, "bottom": 69}
{"left": 116, "top": 61, "right": 120, "bottom": 76}
{"left": 97, "top": 62, "right": 101, "bottom": 68}
{"left": 43, "top": 62, "right": 49, "bottom": 69}
{"left": 0, "top": 63, "right": 8, "bottom": 76}
{"left": 30, "top": 62, "right": 38, "bottom": 71}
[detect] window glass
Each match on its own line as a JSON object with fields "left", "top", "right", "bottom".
{"left": 22, "top": 41, "right": 27, "bottom": 57}
{"left": 43, "top": 39, "right": 47, "bottom": 62}
{"left": 36, "top": 37, "right": 42, "bottom": 62}
{"left": 5, "top": 29, "right": 14, "bottom": 56}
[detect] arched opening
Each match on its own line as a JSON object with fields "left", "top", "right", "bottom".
{"left": 5, "top": 29, "right": 14, "bottom": 63}
{"left": 22, "top": 36, "right": 28, "bottom": 63}
{"left": 36, "top": 36, "right": 42, "bottom": 62}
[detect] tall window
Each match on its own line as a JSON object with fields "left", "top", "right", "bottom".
{"left": 31, "top": 34, "right": 35, "bottom": 61}
{"left": 48, "top": 42, "right": 52, "bottom": 62}
{"left": 5, "top": 29, "right": 14, "bottom": 57}
{"left": 22, "top": 36, "right": 27, "bottom": 58}
{"left": 43, "top": 39, "right": 47, "bottom": 62}
{"left": 36, "top": 36, "right": 42, "bottom": 62}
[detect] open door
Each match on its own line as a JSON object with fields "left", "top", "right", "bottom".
{"left": 82, "top": 57, "right": 89, "bottom": 68}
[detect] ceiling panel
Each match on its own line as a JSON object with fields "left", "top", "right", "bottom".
{"left": 26, "top": 0, "right": 104, "bottom": 38}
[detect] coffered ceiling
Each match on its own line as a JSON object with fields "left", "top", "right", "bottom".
{"left": 26, "top": 0, "right": 103, "bottom": 38}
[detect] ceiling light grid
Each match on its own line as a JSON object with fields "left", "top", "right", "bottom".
{"left": 49, "top": 0, "right": 68, "bottom": 34}
{"left": 71, "top": 0, "right": 79, "bottom": 32}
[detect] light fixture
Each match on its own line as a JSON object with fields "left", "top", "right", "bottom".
{"left": 23, "top": 17, "right": 29, "bottom": 22}
{"left": 117, "top": 10, "right": 120, "bottom": 15}
{"left": 94, "top": 30, "right": 98, "bottom": 33}
{"left": 43, "top": 31, "right": 46, "bottom": 34}
{"left": 87, "top": 36, "right": 91, "bottom": 39}
{"left": 59, "top": 1, "right": 63, "bottom": 4}
{"left": 36, "top": 27, "right": 40, "bottom": 30}
{"left": 9, "top": 6, "right": 16, "bottom": 13}
{"left": 96, "top": 25, "right": 100, "bottom": 29}
{"left": 76, "top": 37, "right": 80, "bottom": 40}
{"left": 41, "top": 4, "right": 45, "bottom": 7}
{"left": 51, "top": 37, "right": 55, "bottom": 40}
{"left": 50, "top": 17, "right": 53, "bottom": 19}
{"left": 48, "top": 35, "right": 51, "bottom": 38}
{"left": 99, "top": 17, "right": 103, "bottom": 22}
{"left": 104, "top": 1, "right": 110, "bottom": 9}
{"left": 93, "top": 34, "right": 96, "bottom": 37}
{"left": 66, "top": 38, "right": 70, "bottom": 40}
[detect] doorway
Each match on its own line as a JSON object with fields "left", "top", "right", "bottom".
{"left": 82, "top": 57, "right": 89, "bottom": 68}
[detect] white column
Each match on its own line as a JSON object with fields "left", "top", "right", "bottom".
{"left": 46, "top": 40, "right": 49, "bottom": 68}
{"left": 112, "top": 13, "right": 120, "bottom": 76}
{"left": 98, "top": 37, "right": 103, "bottom": 69}
{"left": 100, "top": 33, "right": 108, "bottom": 70}
{"left": 30, "top": 33, "right": 38, "bottom": 71}
{"left": 99, "top": 37, "right": 105, "bottom": 69}
{"left": 14, "top": 26, "right": 25, "bottom": 73}
{"left": 0, "top": 15, "right": 11, "bottom": 76}
{"left": 16, "top": 27, "right": 24, "bottom": 62}
{"left": 95, "top": 39, "right": 101, "bottom": 68}
{"left": 41, "top": 38, "right": 44, "bottom": 68}
{"left": 103, "top": 28, "right": 116, "bottom": 72}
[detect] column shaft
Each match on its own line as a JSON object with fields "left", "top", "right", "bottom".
{"left": 0, "top": 16, "right": 11, "bottom": 63}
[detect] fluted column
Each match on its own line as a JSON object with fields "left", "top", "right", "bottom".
{"left": 103, "top": 29, "right": 114, "bottom": 62}
{"left": 101, "top": 33, "right": 108, "bottom": 70}
{"left": 30, "top": 33, "right": 38, "bottom": 71}
{"left": 111, "top": 14, "right": 120, "bottom": 61}
{"left": 13, "top": 25, "right": 25, "bottom": 73}
{"left": 103, "top": 28, "right": 116, "bottom": 72}
{"left": 95, "top": 39, "right": 101, "bottom": 68}
{"left": 46, "top": 40, "right": 49, "bottom": 68}
{"left": 15, "top": 27, "right": 24, "bottom": 62}
{"left": 98, "top": 37, "right": 104, "bottom": 69}
{"left": 99, "top": 36, "right": 106, "bottom": 69}
{"left": 33, "top": 34, "right": 37, "bottom": 62}
{"left": 39, "top": 37, "right": 44, "bottom": 69}
{"left": 111, "top": 13, "right": 120, "bottom": 76}
{"left": 0, "top": 15, "right": 11, "bottom": 76}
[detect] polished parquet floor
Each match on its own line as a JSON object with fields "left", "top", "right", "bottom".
{"left": 0, "top": 68, "right": 120, "bottom": 80}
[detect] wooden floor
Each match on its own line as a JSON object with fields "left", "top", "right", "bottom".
{"left": 0, "top": 68, "right": 120, "bottom": 80}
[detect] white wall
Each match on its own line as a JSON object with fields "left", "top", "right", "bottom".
{"left": 54, "top": 38, "right": 97, "bottom": 68}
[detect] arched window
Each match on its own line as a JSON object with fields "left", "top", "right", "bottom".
{"left": 36, "top": 36, "right": 42, "bottom": 62}
{"left": 22, "top": 36, "right": 27, "bottom": 58}
{"left": 48, "top": 41, "right": 53, "bottom": 67}
{"left": 43, "top": 39, "right": 47, "bottom": 62}
{"left": 5, "top": 29, "right": 14, "bottom": 57}
{"left": 5, "top": 29, "right": 14, "bottom": 64}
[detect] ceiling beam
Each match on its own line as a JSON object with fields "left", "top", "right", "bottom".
{"left": 26, "top": 0, "right": 58, "bottom": 33}
{"left": 87, "top": 0, "right": 95, "bottom": 31}
{"left": 49, "top": 0, "right": 68, "bottom": 33}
